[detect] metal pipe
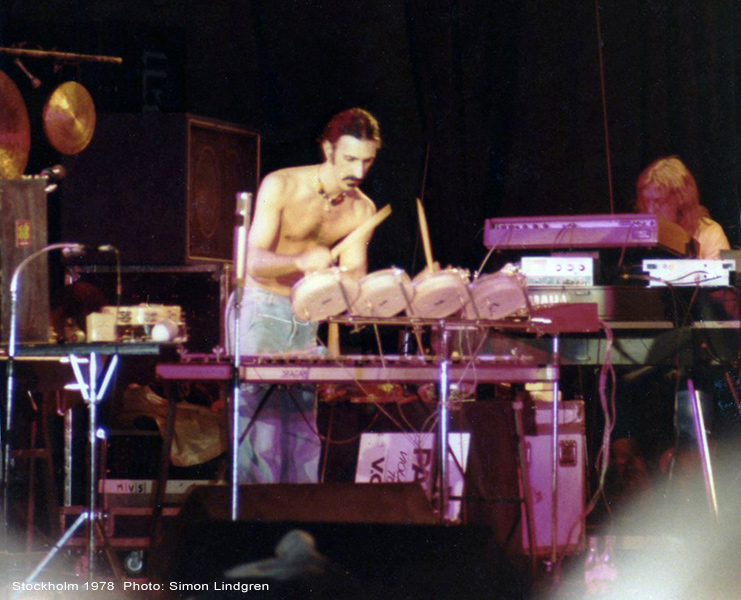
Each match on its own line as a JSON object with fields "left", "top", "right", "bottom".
{"left": 0, "top": 46, "right": 122, "bottom": 64}
{"left": 688, "top": 379, "right": 719, "bottom": 519}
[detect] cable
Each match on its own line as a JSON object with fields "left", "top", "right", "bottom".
{"left": 593, "top": 0, "right": 615, "bottom": 213}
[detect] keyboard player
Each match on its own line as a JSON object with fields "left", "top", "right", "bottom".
{"left": 636, "top": 156, "right": 729, "bottom": 260}
{"left": 612, "top": 156, "right": 732, "bottom": 507}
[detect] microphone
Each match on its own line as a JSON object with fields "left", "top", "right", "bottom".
{"left": 95, "top": 244, "right": 123, "bottom": 300}
{"left": 60, "top": 244, "right": 88, "bottom": 258}
{"left": 59, "top": 244, "right": 118, "bottom": 258}
{"left": 13, "top": 58, "right": 41, "bottom": 89}
{"left": 39, "top": 164, "right": 67, "bottom": 193}
{"left": 233, "top": 191, "right": 253, "bottom": 287}
{"left": 39, "top": 164, "right": 67, "bottom": 181}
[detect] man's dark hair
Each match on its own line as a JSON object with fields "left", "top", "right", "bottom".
{"left": 318, "top": 108, "right": 382, "bottom": 148}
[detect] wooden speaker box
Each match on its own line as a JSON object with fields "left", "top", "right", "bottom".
{"left": 0, "top": 179, "right": 50, "bottom": 342}
{"left": 60, "top": 113, "right": 260, "bottom": 265}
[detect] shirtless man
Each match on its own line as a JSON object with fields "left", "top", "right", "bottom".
{"left": 230, "top": 108, "right": 381, "bottom": 483}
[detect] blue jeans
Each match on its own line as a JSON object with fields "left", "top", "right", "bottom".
{"left": 226, "top": 285, "right": 320, "bottom": 483}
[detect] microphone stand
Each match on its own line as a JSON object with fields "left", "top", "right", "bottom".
{"left": 4, "top": 243, "right": 124, "bottom": 588}
{"left": 2, "top": 242, "right": 85, "bottom": 543}
{"left": 231, "top": 192, "right": 252, "bottom": 520}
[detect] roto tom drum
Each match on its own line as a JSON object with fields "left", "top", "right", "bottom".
{"left": 463, "top": 271, "right": 528, "bottom": 320}
{"left": 291, "top": 267, "right": 360, "bottom": 322}
{"left": 351, "top": 267, "right": 414, "bottom": 318}
{"left": 409, "top": 268, "right": 470, "bottom": 318}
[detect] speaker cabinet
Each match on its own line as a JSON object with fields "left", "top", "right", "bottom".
{"left": 60, "top": 113, "right": 259, "bottom": 265}
{"left": 0, "top": 179, "right": 50, "bottom": 342}
{"left": 152, "top": 483, "right": 523, "bottom": 599}
{"left": 175, "top": 483, "right": 436, "bottom": 525}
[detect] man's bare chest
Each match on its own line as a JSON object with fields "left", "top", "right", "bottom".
{"left": 281, "top": 202, "right": 356, "bottom": 247}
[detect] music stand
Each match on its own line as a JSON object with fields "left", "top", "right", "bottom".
{"left": 21, "top": 350, "right": 121, "bottom": 585}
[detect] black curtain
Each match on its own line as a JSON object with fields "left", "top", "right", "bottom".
{"left": 5, "top": 0, "right": 741, "bottom": 269}
{"left": 401, "top": 0, "right": 741, "bottom": 270}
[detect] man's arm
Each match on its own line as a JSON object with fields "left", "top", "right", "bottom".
{"left": 337, "top": 198, "right": 376, "bottom": 279}
{"left": 246, "top": 172, "right": 330, "bottom": 278}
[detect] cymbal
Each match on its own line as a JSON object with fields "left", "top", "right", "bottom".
{"left": 0, "top": 70, "right": 31, "bottom": 179}
{"left": 43, "top": 81, "right": 96, "bottom": 155}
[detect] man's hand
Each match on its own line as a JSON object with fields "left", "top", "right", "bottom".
{"left": 295, "top": 247, "right": 332, "bottom": 274}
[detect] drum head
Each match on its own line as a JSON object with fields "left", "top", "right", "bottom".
{"left": 410, "top": 269, "right": 469, "bottom": 318}
{"left": 352, "top": 268, "right": 413, "bottom": 317}
{"left": 291, "top": 268, "right": 359, "bottom": 321}
{"left": 464, "top": 272, "right": 526, "bottom": 319}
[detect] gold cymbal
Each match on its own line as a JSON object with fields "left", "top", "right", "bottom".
{"left": 43, "top": 81, "right": 96, "bottom": 155}
{"left": 0, "top": 71, "right": 31, "bottom": 179}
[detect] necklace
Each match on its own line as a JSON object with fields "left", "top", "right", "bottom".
{"left": 317, "top": 168, "right": 345, "bottom": 212}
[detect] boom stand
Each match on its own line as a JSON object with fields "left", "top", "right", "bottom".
{"left": 687, "top": 377, "right": 719, "bottom": 519}
{"left": 22, "top": 351, "right": 119, "bottom": 586}
{"left": 3, "top": 243, "right": 85, "bottom": 543}
{"left": 230, "top": 191, "right": 251, "bottom": 521}
{"left": 2, "top": 243, "right": 85, "bottom": 555}
{"left": 548, "top": 335, "right": 561, "bottom": 573}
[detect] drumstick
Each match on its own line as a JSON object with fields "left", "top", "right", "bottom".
{"left": 330, "top": 204, "right": 392, "bottom": 261}
{"left": 327, "top": 322, "right": 340, "bottom": 357}
{"left": 416, "top": 198, "right": 436, "bottom": 272}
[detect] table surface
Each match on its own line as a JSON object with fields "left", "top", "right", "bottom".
{"left": 0, "top": 342, "right": 166, "bottom": 358}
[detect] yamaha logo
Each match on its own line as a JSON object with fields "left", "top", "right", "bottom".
{"left": 529, "top": 292, "right": 569, "bottom": 306}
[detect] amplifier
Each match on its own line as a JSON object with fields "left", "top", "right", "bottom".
{"left": 87, "top": 304, "right": 187, "bottom": 343}
{"left": 521, "top": 256, "right": 594, "bottom": 286}
{"left": 642, "top": 259, "right": 735, "bottom": 287}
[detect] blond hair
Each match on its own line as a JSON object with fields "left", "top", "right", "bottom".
{"left": 636, "top": 156, "right": 704, "bottom": 235}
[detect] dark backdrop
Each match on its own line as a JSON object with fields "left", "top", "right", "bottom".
{"left": 2, "top": 0, "right": 739, "bottom": 273}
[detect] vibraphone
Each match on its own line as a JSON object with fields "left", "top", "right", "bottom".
{"left": 155, "top": 353, "right": 558, "bottom": 384}
{"left": 155, "top": 351, "right": 561, "bottom": 529}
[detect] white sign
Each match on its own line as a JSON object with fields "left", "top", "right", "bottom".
{"left": 355, "top": 432, "right": 470, "bottom": 521}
